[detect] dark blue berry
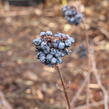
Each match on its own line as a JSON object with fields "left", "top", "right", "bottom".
{"left": 58, "top": 42, "right": 65, "bottom": 49}
{"left": 46, "top": 31, "right": 53, "bottom": 36}
{"left": 51, "top": 57, "right": 57, "bottom": 64}
{"left": 32, "top": 38, "right": 42, "bottom": 46}
{"left": 40, "top": 32, "right": 46, "bottom": 36}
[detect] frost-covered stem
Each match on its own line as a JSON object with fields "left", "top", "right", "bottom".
{"left": 55, "top": 65, "right": 71, "bottom": 109}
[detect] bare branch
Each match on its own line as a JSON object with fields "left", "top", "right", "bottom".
{"left": 89, "top": 44, "right": 109, "bottom": 109}
{"left": 0, "top": 91, "right": 13, "bottom": 109}
{"left": 74, "top": 100, "right": 109, "bottom": 109}
{"left": 70, "top": 72, "right": 90, "bottom": 107}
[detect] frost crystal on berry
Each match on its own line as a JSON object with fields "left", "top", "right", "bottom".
{"left": 32, "top": 31, "right": 75, "bottom": 66}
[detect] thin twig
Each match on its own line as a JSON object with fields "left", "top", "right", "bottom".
{"left": 89, "top": 44, "right": 109, "bottom": 109}
{"left": 86, "top": 70, "right": 90, "bottom": 109}
{"left": 74, "top": 100, "right": 109, "bottom": 109}
{"left": 98, "top": 27, "right": 109, "bottom": 39}
{"left": 0, "top": 91, "right": 13, "bottom": 109}
{"left": 71, "top": 5, "right": 91, "bottom": 108}
{"left": 70, "top": 72, "right": 90, "bottom": 107}
{"left": 82, "top": 19, "right": 109, "bottom": 109}
{"left": 0, "top": 10, "right": 35, "bottom": 18}
{"left": 82, "top": 19, "right": 91, "bottom": 109}
{"left": 55, "top": 65, "right": 71, "bottom": 109}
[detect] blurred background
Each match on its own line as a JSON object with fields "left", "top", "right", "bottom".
{"left": 0, "top": 0, "right": 109, "bottom": 109}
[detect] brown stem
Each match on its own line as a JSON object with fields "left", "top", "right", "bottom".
{"left": 82, "top": 19, "right": 108, "bottom": 109}
{"left": 82, "top": 19, "right": 91, "bottom": 109}
{"left": 70, "top": 71, "right": 91, "bottom": 107}
{"left": 0, "top": 91, "right": 13, "bottom": 109}
{"left": 89, "top": 44, "right": 108, "bottom": 109}
{"left": 55, "top": 65, "right": 71, "bottom": 109}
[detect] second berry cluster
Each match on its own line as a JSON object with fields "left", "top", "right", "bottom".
{"left": 62, "top": 5, "right": 83, "bottom": 25}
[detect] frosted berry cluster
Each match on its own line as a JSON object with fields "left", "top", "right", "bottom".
{"left": 62, "top": 5, "right": 83, "bottom": 25}
{"left": 32, "top": 31, "right": 75, "bottom": 66}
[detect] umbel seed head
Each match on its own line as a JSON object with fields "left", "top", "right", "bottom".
{"left": 32, "top": 31, "right": 75, "bottom": 66}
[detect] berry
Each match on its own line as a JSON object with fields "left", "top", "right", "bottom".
{"left": 41, "top": 42, "right": 47, "bottom": 49}
{"left": 74, "top": 44, "right": 86, "bottom": 58}
{"left": 51, "top": 57, "right": 57, "bottom": 64}
{"left": 61, "top": 33, "right": 67, "bottom": 39}
{"left": 44, "top": 59, "right": 50, "bottom": 65}
{"left": 55, "top": 50, "right": 62, "bottom": 57}
{"left": 68, "top": 37, "right": 75, "bottom": 43}
{"left": 61, "top": 52, "right": 65, "bottom": 57}
{"left": 52, "top": 40, "right": 58, "bottom": 48}
{"left": 65, "top": 49, "right": 69, "bottom": 54}
{"left": 68, "top": 18, "right": 75, "bottom": 24}
{"left": 37, "top": 52, "right": 45, "bottom": 59}
{"left": 58, "top": 42, "right": 65, "bottom": 49}
{"left": 40, "top": 32, "right": 46, "bottom": 36}
{"left": 39, "top": 55, "right": 45, "bottom": 63}
{"left": 46, "top": 54, "right": 53, "bottom": 61}
{"left": 57, "top": 58, "right": 62, "bottom": 64}
{"left": 74, "top": 14, "right": 83, "bottom": 25}
{"left": 50, "top": 48, "right": 57, "bottom": 55}
{"left": 32, "top": 38, "right": 42, "bottom": 46}
{"left": 65, "top": 10, "right": 73, "bottom": 16}
{"left": 65, "top": 39, "right": 72, "bottom": 47}
{"left": 54, "top": 33, "right": 62, "bottom": 38}
{"left": 75, "top": 13, "right": 83, "bottom": 20}
{"left": 62, "top": 5, "right": 70, "bottom": 13}
{"left": 71, "top": 10, "right": 77, "bottom": 16}
{"left": 46, "top": 31, "right": 53, "bottom": 36}
{"left": 44, "top": 46, "right": 50, "bottom": 53}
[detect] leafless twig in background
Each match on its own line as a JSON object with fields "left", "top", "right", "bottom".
{"left": 70, "top": 72, "right": 90, "bottom": 108}
{"left": 74, "top": 100, "right": 109, "bottom": 109}
{"left": 82, "top": 19, "right": 92, "bottom": 109}
{"left": 89, "top": 44, "right": 109, "bottom": 109}
{"left": 0, "top": 91, "right": 13, "bottom": 109}
{"left": 82, "top": 19, "right": 108, "bottom": 108}
{"left": 71, "top": 15, "right": 109, "bottom": 108}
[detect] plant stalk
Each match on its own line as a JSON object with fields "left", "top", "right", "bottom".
{"left": 55, "top": 65, "right": 71, "bottom": 109}
{"left": 82, "top": 19, "right": 91, "bottom": 109}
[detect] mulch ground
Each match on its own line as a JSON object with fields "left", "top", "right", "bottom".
{"left": 0, "top": 1, "right": 109, "bottom": 109}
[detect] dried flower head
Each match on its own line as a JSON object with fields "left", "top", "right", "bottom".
{"left": 32, "top": 31, "right": 75, "bottom": 66}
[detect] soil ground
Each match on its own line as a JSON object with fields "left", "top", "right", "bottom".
{"left": 0, "top": 1, "right": 109, "bottom": 109}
